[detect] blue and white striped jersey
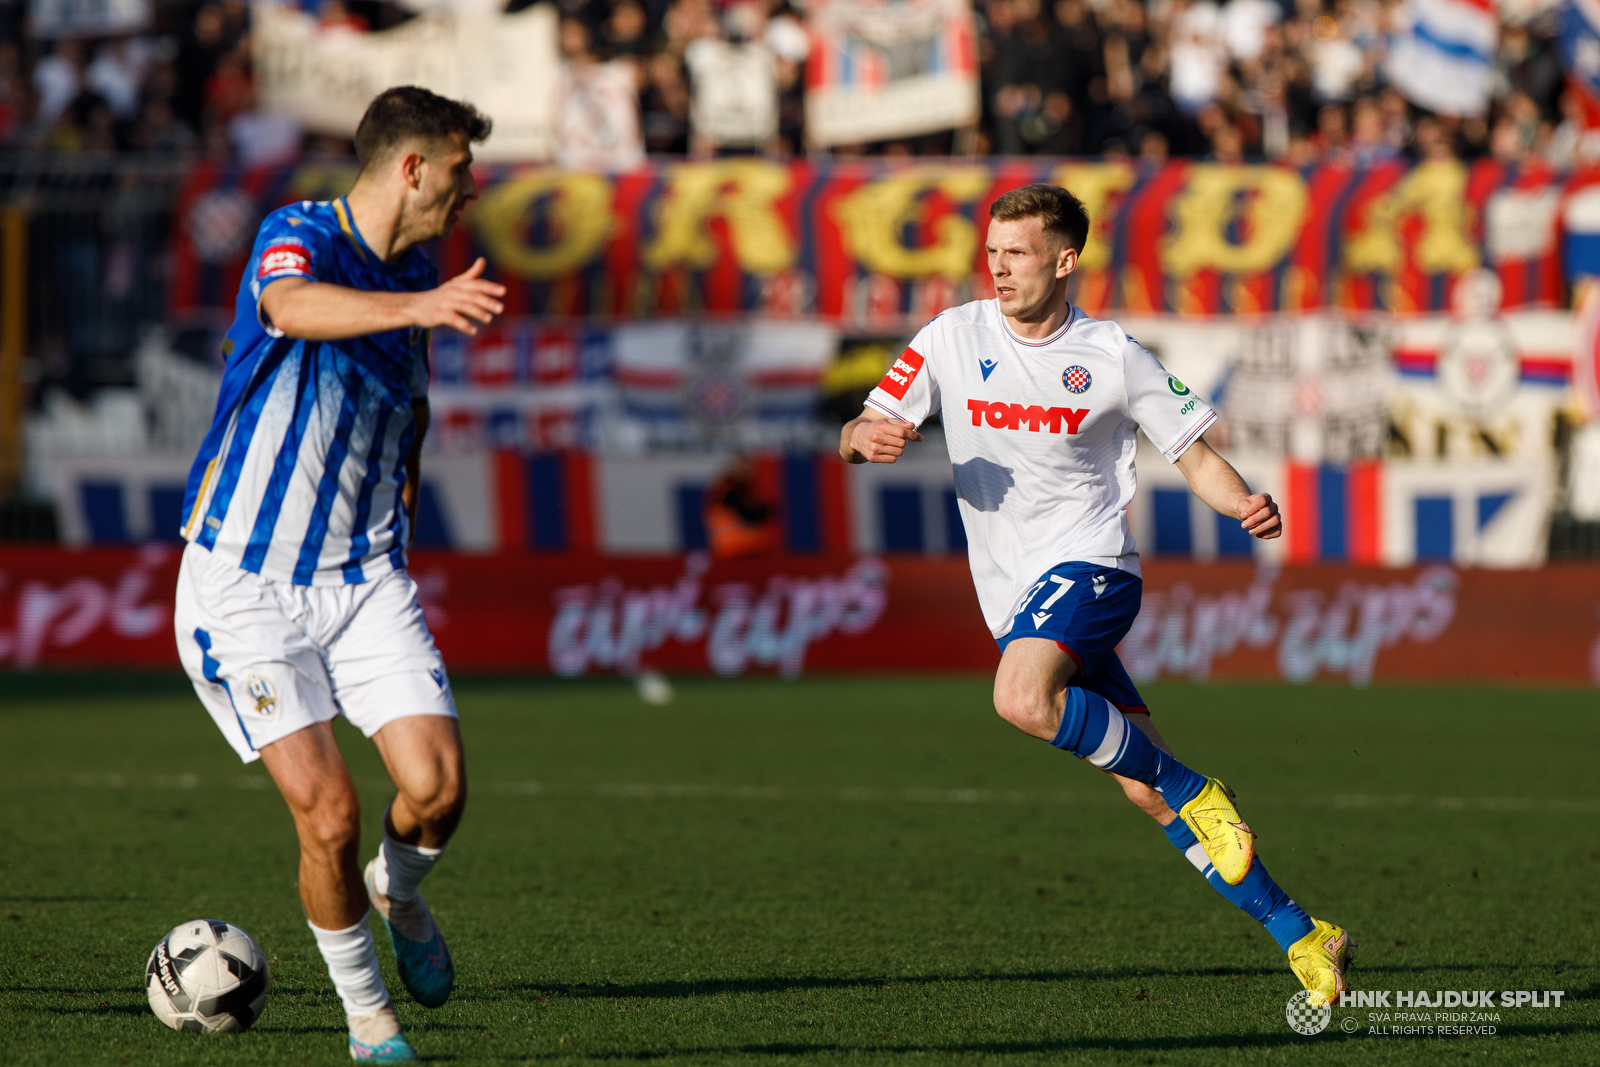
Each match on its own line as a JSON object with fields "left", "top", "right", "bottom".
{"left": 180, "top": 197, "right": 437, "bottom": 586}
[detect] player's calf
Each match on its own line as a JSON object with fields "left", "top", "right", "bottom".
{"left": 1048, "top": 687, "right": 1209, "bottom": 810}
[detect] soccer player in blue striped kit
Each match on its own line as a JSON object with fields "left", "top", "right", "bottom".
{"left": 173, "top": 88, "right": 506, "bottom": 1062}
{"left": 841, "top": 183, "right": 1352, "bottom": 1002}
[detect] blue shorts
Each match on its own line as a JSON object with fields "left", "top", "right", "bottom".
{"left": 995, "top": 561, "right": 1148, "bottom": 715}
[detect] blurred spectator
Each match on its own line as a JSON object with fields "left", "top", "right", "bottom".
{"left": 1221, "top": 0, "right": 1278, "bottom": 64}
{"left": 229, "top": 105, "right": 302, "bottom": 165}
{"left": 1348, "top": 94, "right": 1394, "bottom": 165}
{"left": 605, "top": 0, "right": 648, "bottom": 57}
{"left": 0, "top": 40, "right": 27, "bottom": 142}
{"left": 1168, "top": 0, "right": 1225, "bottom": 114}
{"left": 642, "top": 51, "right": 691, "bottom": 153}
{"left": 132, "top": 95, "right": 196, "bottom": 154}
{"left": 1308, "top": 12, "right": 1362, "bottom": 104}
{"left": 174, "top": 4, "right": 231, "bottom": 131}
{"left": 32, "top": 38, "right": 83, "bottom": 128}
{"left": 703, "top": 457, "right": 778, "bottom": 560}
{"left": 0, "top": 0, "right": 1582, "bottom": 164}
{"left": 85, "top": 36, "right": 149, "bottom": 119}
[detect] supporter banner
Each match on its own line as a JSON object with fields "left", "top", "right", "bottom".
{"left": 251, "top": 0, "right": 559, "bottom": 161}
{"left": 4, "top": 549, "right": 1598, "bottom": 687}
{"left": 686, "top": 40, "right": 779, "bottom": 148}
{"left": 29, "top": 0, "right": 150, "bottom": 38}
{"left": 1386, "top": 0, "right": 1496, "bottom": 118}
{"left": 805, "top": 0, "right": 980, "bottom": 147}
{"left": 557, "top": 61, "right": 645, "bottom": 173}
{"left": 170, "top": 156, "right": 1568, "bottom": 323}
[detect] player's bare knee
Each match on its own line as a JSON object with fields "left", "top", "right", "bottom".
{"left": 424, "top": 774, "right": 466, "bottom": 828}
{"left": 992, "top": 683, "right": 1056, "bottom": 739}
{"left": 401, "top": 770, "right": 466, "bottom": 833}
{"left": 300, "top": 796, "right": 361, "bottom": 859}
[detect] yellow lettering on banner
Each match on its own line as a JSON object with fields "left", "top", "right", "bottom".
{"left": 831, "top": 165, "right": 991, "bottom": 281}
{"left": 643, "top": 160, "right": 795, "bottom": 276}
{"left": 1161, "top": 164, "right": 1308, "bottom": 277}
{"left": 471, "top": 172, "right": 613, "bottom": 280}
{"left": 1049, "top": 162, "right": 1135, "bottom": 272}
{"left": 1343, "top": 160, "right": 1479, "bottom": 276}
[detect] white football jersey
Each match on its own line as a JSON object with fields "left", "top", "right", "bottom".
{"left": 865, "top": 299, "right": 1217, "bottom": 638}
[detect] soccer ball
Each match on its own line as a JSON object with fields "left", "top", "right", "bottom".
{"left": 145, "top": 919, "right": 270, "bottom": 1033}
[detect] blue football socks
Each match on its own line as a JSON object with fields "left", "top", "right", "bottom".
{"left": 1162, "top": 818, "right": 1315, "bottom": 951}
{"left": 1049, "top": 687, "right": 1208, "bottom": 811}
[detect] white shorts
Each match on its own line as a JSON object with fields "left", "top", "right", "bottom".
{"left": 174, "top": 541, "right": 456, "bottom": 764}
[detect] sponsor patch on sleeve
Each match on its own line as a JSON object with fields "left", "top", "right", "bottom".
{"left": 258, "top": 242, "right": 313, "bottom": 280}
{"left": 876, "top": 347, "right": 926, "bottom": 401}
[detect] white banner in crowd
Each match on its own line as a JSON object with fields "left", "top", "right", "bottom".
{"left": 252, "top": 0, "right": 560, "bottom": 161}
{"left": 805, "top": 0, "right": 980, "bottom": 147}
{"left": 686, "top": 40, "right": 779, "bottom": 148}
{"left": 557, "top": 61, "right": 646, "bottom": 173}
{"left": 29, "top": 0, "right": 150, "bottom": 38}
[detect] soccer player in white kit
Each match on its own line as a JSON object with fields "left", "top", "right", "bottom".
{"left": 841, "top": 184, "right": 1352, "bottom": 1002}
{"left": 173, "top": 88, "right": 506, "bottom": 1062}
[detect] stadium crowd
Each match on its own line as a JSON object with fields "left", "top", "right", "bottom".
{"left": 0, "top": 0, "right": 1578, "bottom": 165}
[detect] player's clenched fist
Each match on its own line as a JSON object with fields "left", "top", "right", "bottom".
{"left": 1237, "top": 492, "right": 1281, "bottom": 539}
{"left": 841, "top": 414, "right": 923, "bottom": 463}
{"left": 408, "top": 257, "right": 506, "bottom": 335}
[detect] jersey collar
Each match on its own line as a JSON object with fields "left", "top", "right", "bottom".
{"left": 1002, "top": 303, "right": 1077, "bottom": 347}
{"left": 332, "top": 197, "right": 403, "bottom": 274}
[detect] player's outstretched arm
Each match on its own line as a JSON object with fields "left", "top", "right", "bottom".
{"left": 261, "top": 257, "right": 507, "bottom": 340}
{"left": 840, "top": 408, "right": 922, "bottom": 464}
{"left": 1174, "top": 438, "right": 1281, "bottom": 539}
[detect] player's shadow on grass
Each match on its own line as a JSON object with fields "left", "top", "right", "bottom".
{"left": 4, "top": 985, "right": 145, "bottom": 994}
{"left": 487, "top": 962, "right": 1529, "bottom": 1003}
{"left": 251, "top": 1024, "right": 348, "bottom": 1035}
{"left": 38, "top": 1003, "right": 148, "bottom": 1016}
{"left": 458, "top": 1025, "right": 1600, "bottom": 1061}
{"left": 0, "top": 895, "right": 144, "bottom": 902}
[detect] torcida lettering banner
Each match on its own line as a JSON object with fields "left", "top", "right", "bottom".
{"left": 171, "top": 157, "right": 1571, "bottom": 325}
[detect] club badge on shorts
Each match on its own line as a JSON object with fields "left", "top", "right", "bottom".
{"left": 244, "top": 674, "right": 279, "bottom": 717}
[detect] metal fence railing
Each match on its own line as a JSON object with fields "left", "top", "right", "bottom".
{"left": 0, "top": 154, "right": 190, "bottom": 502}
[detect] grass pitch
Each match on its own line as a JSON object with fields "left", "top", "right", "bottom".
{"left": 1, "top": 673, "right": 1597, "bottom": 1065}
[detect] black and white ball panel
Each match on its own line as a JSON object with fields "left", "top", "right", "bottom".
{"left": 146, "top": 919, "right": 269, "bottom": 1034}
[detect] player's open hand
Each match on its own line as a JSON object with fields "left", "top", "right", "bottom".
{"left": 849, "top": 417, "right": 922, "bottom": 463}
{"left": 1237, "top": 492, "right": 1281, "bottom": 539}
{"left": 411, "top": 257, "right": 506, "bottom": 335}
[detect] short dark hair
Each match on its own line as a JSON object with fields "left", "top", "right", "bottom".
{"left": 354, "top": 86, "right": 493, "bottom": 171}
{"left": 989, "top": 183, "right": 1090, "bottom": 253}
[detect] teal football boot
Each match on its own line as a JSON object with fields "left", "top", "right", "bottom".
{"left": 364, "top": 858, "right": 454, "bottom": 1008}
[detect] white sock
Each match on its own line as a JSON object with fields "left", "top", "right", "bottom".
{"left": 309, "top": 914, "right": 390, "bottom": 1018}
{"left": 374, "top": 831, "right": 446, "bottom": 902}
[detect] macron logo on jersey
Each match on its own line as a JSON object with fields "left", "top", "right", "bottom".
{"left": 968, "top": 399, "right": 1089, "bottom": 434}
{"left": 878, "top": 348, "right": 925, "bottom": 401}
{"left": 258, "top": 243, "right": 312, "bottom": 280}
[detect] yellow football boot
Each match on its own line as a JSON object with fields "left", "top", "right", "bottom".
{"left": 1289, "top": 919, "right": 1353, "bottom": 1004}
{"left": 1177, "top": 778, "right": 1256, "bottom": 885}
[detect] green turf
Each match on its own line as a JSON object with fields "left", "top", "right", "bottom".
{"left": 1, "top": 674, "right": 1597, "bottom": 1065}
